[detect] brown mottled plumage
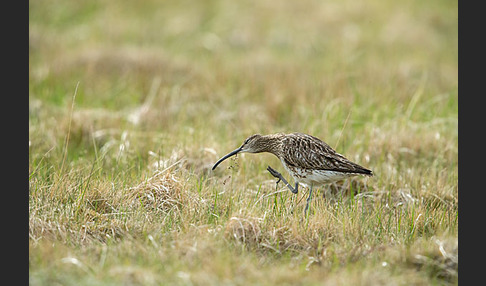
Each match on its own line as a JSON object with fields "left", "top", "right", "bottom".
{"left": 212, "top": 133, "right": 373, "bottom": 214}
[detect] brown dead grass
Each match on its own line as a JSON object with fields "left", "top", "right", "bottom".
{"left": 127, "top": 169, "right": 186, "bottom": 213}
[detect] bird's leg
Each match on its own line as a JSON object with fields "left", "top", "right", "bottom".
{"left": 266, "top": 166, "right": 298, "bottom": 194}
{"left": 304, "top": 185, "right": 313, "bottom": 215}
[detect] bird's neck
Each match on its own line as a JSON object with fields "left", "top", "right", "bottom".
{"left": 260, "top": 134, "right": 283, "bottom": 156}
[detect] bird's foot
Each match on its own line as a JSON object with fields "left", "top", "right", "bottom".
{"left": 266, "top": 166, "right": 298, "bottom": 194}
{"left": 267, "top": 166, "right": 281, "bottom": 178}
{"left": 267, "top": 166, "right": 281, "bottom": 187}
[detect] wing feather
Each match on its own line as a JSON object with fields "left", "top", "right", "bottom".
{"left": 282, "top": 133, "right": 372, "bottom": 175}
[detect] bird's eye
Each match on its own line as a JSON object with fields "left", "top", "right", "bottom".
{"left": 244, "top": 134, "right": 258, "bottom": 145}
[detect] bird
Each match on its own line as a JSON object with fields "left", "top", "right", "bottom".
{"left": 212, "top": 132, "right": 373, "bottom": 214}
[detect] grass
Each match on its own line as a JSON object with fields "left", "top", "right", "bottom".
{"left": 29, "top": 0, "right": 457, "bottom": 285}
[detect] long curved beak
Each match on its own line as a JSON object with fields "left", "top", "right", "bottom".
{"left": 212, "top": 147, "right": 243, "bottom": 170}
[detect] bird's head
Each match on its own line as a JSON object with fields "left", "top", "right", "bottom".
{"left": 212, "top": 134, "right": 266, "bottom": 170}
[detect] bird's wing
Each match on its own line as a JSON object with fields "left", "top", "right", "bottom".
{"left": 282, "top": 133, "right": 372, "bottom": 175}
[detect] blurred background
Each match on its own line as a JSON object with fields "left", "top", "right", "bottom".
{"left": 29, "top": 0, "right": 457, "bottom": 155}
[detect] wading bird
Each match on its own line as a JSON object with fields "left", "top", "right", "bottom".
{"left": 212, "top": 133, "right": 373, "bottom": 214}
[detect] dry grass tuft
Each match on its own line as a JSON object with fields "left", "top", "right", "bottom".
{"left": 224, "top": 213, "right": 334, "bottom": 256}
{"left": 409, "top": 237, "right": 458, "bottom": 282}
{"left": 225, "top": 216, "right": 263, "bottom": 246}
{"left": 327, "top": 177, "right": 372, "bottom": 197}
{"left": 127, "top": 169, "right": 186, "bottom": 213}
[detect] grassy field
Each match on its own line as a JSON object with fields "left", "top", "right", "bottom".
{"left": 29, "top": 0, "right": 458, "bottom": 285}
